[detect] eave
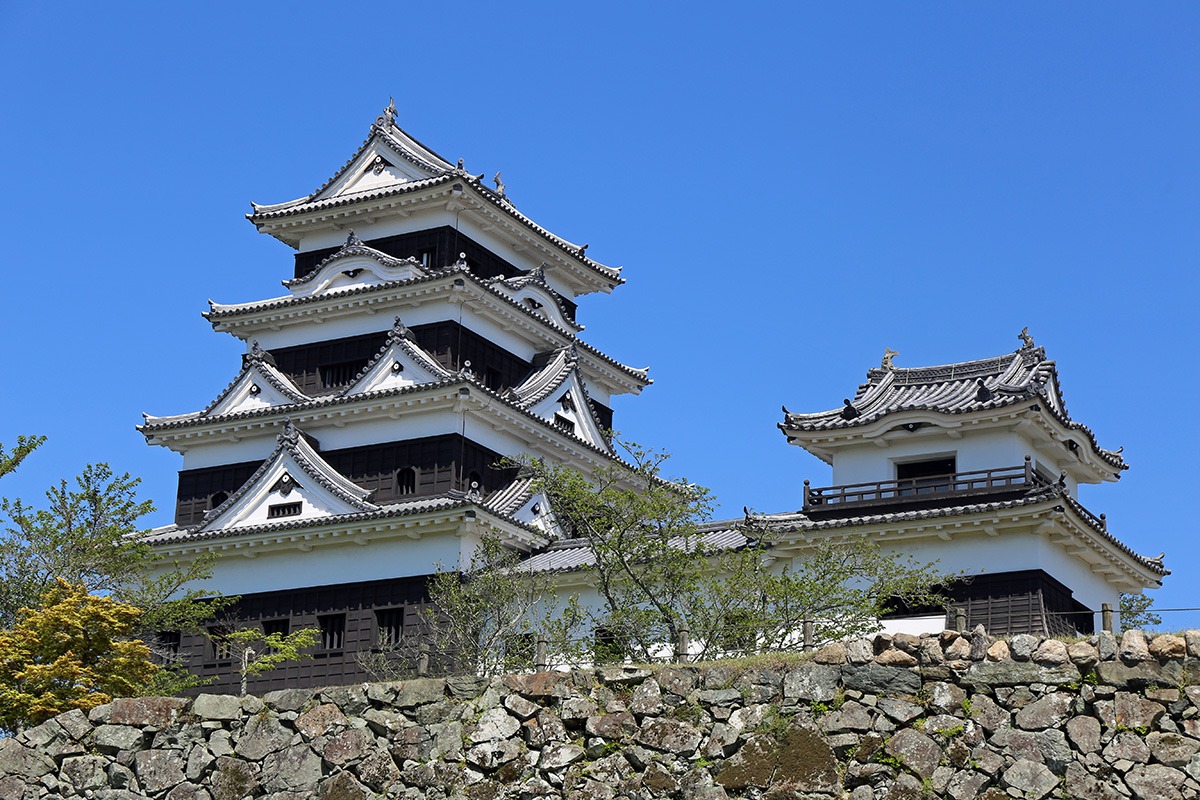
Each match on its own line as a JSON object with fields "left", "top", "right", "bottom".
{"left": 248, "top": 175, "right": 621, "bottom": 297}
{"left": 759, "top": 494, "right": 1164, "bottom": 592}
{"left": 139, "top": 378, "right": 624, "bottom": 475}
{"left": 781, "top": 404, "right": 1123, "bottom": 484}
{"left": 204, "top": 267, "right": 650, "bottom": 397}
{"left": 143, "top": 501, "right": 546, "bottom": 561}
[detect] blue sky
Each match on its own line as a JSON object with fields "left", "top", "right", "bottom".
{"left": 1, "top": 5, "right": 1196, "bottom": 624}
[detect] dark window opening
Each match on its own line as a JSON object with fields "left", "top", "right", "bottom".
{"left": 262, "top": 618, "right": 290, "bottom": 637}
{"left": 208, "top": 627, "right": 233, "bottom": 662}
{"left": 175, "top": 459, "right": 261, "bottom": 527}
{"left": 375, "top": 608, "right": 405, "bottom": 648}
{"left": 593, "top": 626, "right": 625, "bottom": 665}
{"left": 397, "top": 467, "right": 417, "bottom": 496}
{"left": 268, "top": 502, "right": 302, "bottom": 518}
{"left": 897, "top": 457, "right": 956, "bottom": 495}
{"left": 319, "top": 614, "right": 346, "bottom": 651}
{"left": 553, "top": 414, "right": 576, "bottom": 435}
{"left": 418, "top": 247, "right": 437, "bottom": 269}
{"left": 156, "top": 631, "right": 181, "bottom": 659}
{"left": 320, "top": 359, "right": 368, "bottom": 390}
{"left": 483, "top": 366, "right": 503, "bottom": 391}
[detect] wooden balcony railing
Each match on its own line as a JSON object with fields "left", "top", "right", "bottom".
{"left": 803, "top": 458, "right": 1049, "bottom": 514}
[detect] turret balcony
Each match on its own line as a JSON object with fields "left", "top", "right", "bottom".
{"left": 802, "top": 461, "right": 1051, "bottom": 519}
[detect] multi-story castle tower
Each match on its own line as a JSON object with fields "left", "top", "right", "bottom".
{"left": 139, "top": 102, "right": 649, "bottom": 692}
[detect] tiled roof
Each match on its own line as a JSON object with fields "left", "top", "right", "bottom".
{"left": 507, "top": 346, "right": 579, "bottom": 407}
{"left": 752, "top": 485, "right": 1167, "bottom": 577}
{"left": 283, "top": 235, "right": 424, "bottom": 288}
{"left": 483, "top": 476, "right": 535, "bottom": 517}
{"left": 194, "top": 421, "right": 378, "bottom": 533}
{"left": 488, "top": 269, "right": 583, "bottom": 332}
{"left": 200, "top": 344, "right": 309, "bottom": 416}
{"left": 247, "top": 107, "right": 621, "bottom": 284}
{"left": 139, "top": 370, "right": 636, "bottom": 474}
{"left": 520, "top": 526, "right": 750, "bottom": 575}
{"left": 780, "top": 339, "right": 1124, "bottom": 470}
{"left": 203, "top": 265, "right": 651, "bottom": 387}
{"left": 141, "top": 493, "right": 470, "bottom": 547}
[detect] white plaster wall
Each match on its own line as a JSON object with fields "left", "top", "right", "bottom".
{"left": 194, "top": 532, "right": 465, "bottom": 597}
{"left": 861, "top": 530, "right": 1120, "bottom": 629}
{"left": 830, "top": 428, "right": 1025, "bottom": 486}
{"left": 181, "top": 437, "right": 280, "bottom": 471}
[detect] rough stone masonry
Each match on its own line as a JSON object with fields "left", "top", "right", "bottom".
{"left": 4, "top": 627, "right": 1200, "bottom": 800}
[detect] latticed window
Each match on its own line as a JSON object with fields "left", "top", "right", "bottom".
{"left": 375, "top": 608, "right": 404, "bottom": 648}
{"left": 209, "top": 627, "right": 233, "bottom": 661}
{"left": 319, "top": 614, "right": 346, "bottom": 651}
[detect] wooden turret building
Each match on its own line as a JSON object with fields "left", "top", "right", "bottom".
{"left": 771, "top": 334, "right": 1167, "bottom": 635}
{"left": 139, "top": 102, "right": 649, "bottom": 692}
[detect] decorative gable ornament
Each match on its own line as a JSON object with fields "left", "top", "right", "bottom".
{"left": 343, "top": 317, "right": 452, "bottom": 396}
{"left": 285, "top": 233, "right": 428, "bottom": 298}
{"left": 203, "top": 346, "right": 309, "bottom": 417}
{"left": 197, "top": 421, "right": 378, "bottom": 533}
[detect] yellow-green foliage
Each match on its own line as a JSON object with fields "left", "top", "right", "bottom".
{"left": 0, "top": 580, "right": 157, "bottom": 732}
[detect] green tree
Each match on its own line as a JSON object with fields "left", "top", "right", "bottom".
{"left": 1120, "top": 592, "right": 1161, "bottom": 631}
{"left": 209, "top": 627, "right": 320, "bottom": 696}
{"left": 0, "top": 580, "right": 158, "bottom": 734}
{"left": 0, "top": 435, "right": 45, "bottom": 479}
{"left": 0, "top": 459, "right": 233, "bottom": 684}
{"left": 360, "top": 534, "right": 585, "bottom": 679}
{"left": 517, "top": 439, "right": 952, "bottom": 663}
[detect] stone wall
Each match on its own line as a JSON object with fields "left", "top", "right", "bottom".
{"left": 4, "top": 627, "right": 1200, "bottom": 800}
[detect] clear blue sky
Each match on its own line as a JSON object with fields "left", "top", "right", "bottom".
{"left": 1, "top": 5, "right": 1196, "bottom": 624}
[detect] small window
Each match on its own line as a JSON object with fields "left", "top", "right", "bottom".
{"left": 897, "top": 457, "right": 956, "bottom": 495}
{"left": 484, "top": 366, "right": 503, "bottom": 391}
{"left": 375, "top": 608, "right": 404, "bottom": 648}
{"left": 397, "top": 468, "right": 417, "bottom": 496}
{"left": 208, "top": 627, "right": 233, "bottom": 661}
{"left": 593, "top": 625, "right": 625, "bottom": 665}
{"left": 319, "top": 359, "right": 368, "bottom": 389}
{"left": 268, "top": 502, "right": 302, "bottom": 518}
{"left": 262, "top": 618, "right": 290, "bottom": 637}
{"left": 418, "top": 247, "right": 437, "bottom": 269}
{"left": 209, "top": 491, "right": 229, "bottom": 509}
{"left": 156, "top": 631, "right": 181, "bottom": 659}
{"left": 319, "top": 614, "right": 346, "bottom": 651}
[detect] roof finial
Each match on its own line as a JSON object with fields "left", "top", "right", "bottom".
{"left": 456, "top": 158, "right": 465, "bottom": 172}
{"left": 250, "top": 340, "right": 264, "bottom": 360}
{"left": 493, "top": 171, "right": 506, "bottom": 199}
{"left": 392, "top": 316, "right": 412, "bottom": 340}
{"left": 384, "top": 96, "right": 396, "bottom": 122}
{"left": 345, "top": 230, "right": 362, "bottom": 247}
{"left": 840, "top": 399, "right": 860, "bottom": 420}
{"left": 577, "top": 244, "right": 589, "bottom": 258}
{"left": 529, "top": 263, "right": 546, "bottom": 282}
{"left": 280, "top": 418, "right": 299, "bottom": 444}
{"left": 1018, "top": 326, "right": 1035, "bottom": 349}
{"left": 881, "top": 347, "right": 899, "bottom": 370}
{"left": 455, "top": 252, "right": 468, "bottom": 269}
